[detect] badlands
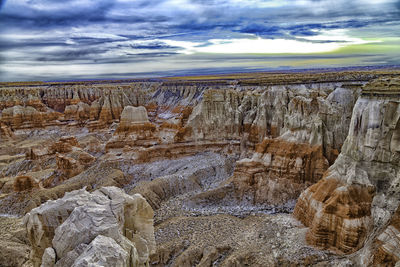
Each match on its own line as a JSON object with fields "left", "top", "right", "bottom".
{"left": 1, "top": 69, "right": 400, "bottom": 266}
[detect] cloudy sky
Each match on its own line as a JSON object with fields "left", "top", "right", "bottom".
{"left": 0, "top": 0, "right": 399, "bottom": 81}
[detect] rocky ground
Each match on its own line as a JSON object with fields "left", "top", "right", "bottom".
{"left": 0, "top": 216, "right": 31, "bottom": 267}
{"left": 152, "top": 213, "right": 353, "bottom": 267}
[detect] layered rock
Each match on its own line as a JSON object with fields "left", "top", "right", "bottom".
{"left": 54, "top": 151, "right": 95, "bottom": 180}
{"left": 0, "top": 122, "right": 15, "bottom": 140}
{"left": 230, "top": 139, "right": 328, "bottom": 205}
{"left": 25, "top": 136, "right": 76, "bottom": 162}
{"left": 2, "top": 72, "right": 400, "bottom": 267}
{"left": 63, "top": 102, "right": 90, "bottom": 121}
{"left": 40, "top": 83, "right": 156, "bottom": 114}
{"left": 24, "top": 186, "right": 155, "bottom": 267}
{"left": 13, "top": 175, "right": 40, "bottom": 192}
{"left": 0, "top": 87, "right": 46, "bottom": 110}
{"left": 1, "top": 78, "right": 358, "bottom": 145}
{"left": 0, "top": 82, "right": 198, "bottom": 133}
{"left": 294, "top": 178, "right": 375, "bottom": 253}
{"left": 280, "top": 86, "right": 356, "bottom": 164}
{"left": 106, "top": 106, "right": 157, "bottom": 149}
{"left": 373, "top": 206, "right": 400, "bottom": 266}
{"left": 294, "top": 77, "right": 400, "bottom": 254}
{"left": 189, "top": 85, "right": 355, "bottom": 208}
{"left": 184, "top": 89, "right": 257, "bottom": 142}
{"left": 127, "top": 152, "right": 235, "bottom": 210}
{"left": 0, "top": 105, "right": 60, "bottom": 129}
{"left": 118, "top": 105, "right": 151, "bottom": 130}
{"left": 50, "top": 136, "right": 80, "bottom": 154}
{"left": 184, "top": 84, "right": 356, "bottom": 157}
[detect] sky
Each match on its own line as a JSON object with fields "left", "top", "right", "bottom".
{"left": 0, "top": 0, "right": 399, "bottom": 81}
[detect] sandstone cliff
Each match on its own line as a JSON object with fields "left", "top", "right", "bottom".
{"left": 294, "top": 77, "right": 400, "bottom": 258}
{"left": 184, "top": 83, "right": 356, "bottom": 155}
{"left": 1, "top": 79, "right": 357, "bottom": 146}
{"left": 188, "top": 84, "right": 357, "bottom": 208}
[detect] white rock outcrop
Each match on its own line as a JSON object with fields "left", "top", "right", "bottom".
{"left": 24, "top": 186, "right": 155, "bottom": 267}
{"left": 120, "top": 106, "right": 149, "bottom": 125}
{"left": 71, "top": 235, "right": 131, "bottom": 267}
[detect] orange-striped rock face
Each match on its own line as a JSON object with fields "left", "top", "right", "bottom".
{"left": 231, "top": 139, "right": 329, "bottom": 205}
{"left": 373, "top": 206, "right": 400, "bottom": 266}
{"left": 55, "top": 154, "right": 84, "bottom": 179}
{"left": 294, "top": 178, "right": 375, "bottom": 253}
{"left": 13, "top": 176, "right": 39, "bottom": 192}
{"left": 50, "top": 136, "right": 80, "bottom": 153}
{"left": 0, "top": 122, "right": 14, "bottom": 139}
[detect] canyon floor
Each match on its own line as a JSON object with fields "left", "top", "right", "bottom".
{"left": 1, "top": 69, "right": 400, "bottom": 266}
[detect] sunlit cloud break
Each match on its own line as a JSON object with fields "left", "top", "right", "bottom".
{"left": 165, "top": 30, "right": 379, "bottom": 54}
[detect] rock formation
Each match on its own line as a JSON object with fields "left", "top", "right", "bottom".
{"left": 120, "top": 105, "right": 150, "bottom": 125}
{"left": 13, "top": 175, "right": 39, "bottom": 192}
{"left": 106, "top": 105, "right": 157, "bottom": 149}
{"left": 0, "top": 122, "right": 15, "bottom": 140}
{"left": 0, "top": 70, "right": 399, "bottom": 266}
{"left": 63, "top": 102, "right": 90, "bottom": 121}
{"left": 229, "top": 139, "right": 328, "bottom": 205}
{"left": 188, "top": 84, "right": 356, "bottom": 209}
{"left": 294, "top": 77, "right": 400, "bottom": 255}
{"left": 184, "top": 84, "right": 356, "bottom": 156}
{"left": 373, "top": 206, "right": 400, "bottom": 266}
{"left": 0, "top": 216, "right": 31, "bottom": 267}
{"left": 0, "top": 105, "right": 59, "bottom": 129}
{"left": 50, "top": 136, "right": 80, "bottom": 154}
{"left": 24, "top": 186, "right": 155, "bottom": 267}
{"left": 54, "top": 151, "right": 95, "bottom": 179}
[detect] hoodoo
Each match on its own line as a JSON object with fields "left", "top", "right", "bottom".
{"left": 294, "top": 77, "right": 400, "bottom": 263}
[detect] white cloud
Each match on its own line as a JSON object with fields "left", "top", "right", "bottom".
{"left": 162, "top": 40, "right": 203, "bottom": 54}
{"left": 161, "top": 30, "right": 380, "bottom": 54}
{"left": 192, "top": 38, "right": 341, "bottom": 54}
{"left": 302, "top": 29, "right": 381, "bottom": 44}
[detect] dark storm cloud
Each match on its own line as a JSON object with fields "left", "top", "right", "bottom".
{"left": 285, "top": 20, "right": 375, "bottom": 37}
{"left": 131, "top": 52, "right": 178, "bottom": 57}
{"left": 10, "top": 0, "right": 114, "bottom": 23}
{"left": 1, "top": 0, "right": 395, "bottom": 37}
{"left": 129, "top": 42, "right": 178, "bottom": 50}
{"left": 35, "top": 47, "right": 110, "bottom": 62}
{"left": 0, "top": 14, "right": 169, "bottom": 28}
{"left": 0, "top": 39, "right": 70, "bottom": 50}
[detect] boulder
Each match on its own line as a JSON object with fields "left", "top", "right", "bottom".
{"left": 71, "top": 235, "right": 133, "bottom": 267}
{"left": 24, "top": 186, "right": 155, "bottom": 267}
